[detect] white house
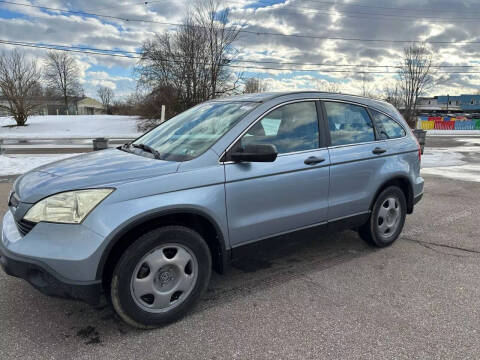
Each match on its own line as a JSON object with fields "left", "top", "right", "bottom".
{"left": 0, "top": 96, "right": 104, "bottom": 116}
{"left": 77, "top": 97, "right": 104, "bottom": 115}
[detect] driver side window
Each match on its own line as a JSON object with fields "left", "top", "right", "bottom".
{"left": 240, "top": 101, "right": 319, "bottom": 154}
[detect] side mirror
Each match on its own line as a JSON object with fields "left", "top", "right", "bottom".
{"left": 229, "top": 144, "right": 278, "bottom": 163}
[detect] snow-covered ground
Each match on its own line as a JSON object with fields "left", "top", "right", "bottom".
{"left": 421, "top": 164, "right": 480, "bottom": 182}
{"left": 0, "top": 115, "right": 142, "bottom": 139}
{"left": 0, "top": 154, "right": 80, "bottom": 176}
{"left": 421, "top": 138, "right": 480, "bottom": 182}
{"left": 0, "top": 115, "right": 142, "bottom": 175}
{"left": 421, "top": 148, "right": 467, "bottom": 168}
{"left": 426, "top": 130, "right": 480, "bottom": 136}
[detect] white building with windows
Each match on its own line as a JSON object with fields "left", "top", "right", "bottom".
{"left": 0, "top": 96, "right": 104, "bottom": 116}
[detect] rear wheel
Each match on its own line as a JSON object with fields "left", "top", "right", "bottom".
{"left": 111, "top": 226, "right": 211, "bottom": 329}
{"left": 359, "top": 186, "right": 406, "bottom": 247}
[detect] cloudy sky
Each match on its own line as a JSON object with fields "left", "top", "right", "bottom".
{"left": 1, "top": 0, "right": 479, "bottom": 100}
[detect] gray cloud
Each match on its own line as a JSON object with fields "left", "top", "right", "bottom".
{"left": 1, "top": 0, "right": 479, "bottom": 97}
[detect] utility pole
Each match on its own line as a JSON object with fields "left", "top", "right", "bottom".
{"left": 161, "top": 105, "right": 165, "bottom": 123}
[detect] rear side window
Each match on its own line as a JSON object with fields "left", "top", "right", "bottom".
{"left": 324, "top": 102, "right": 375, "bottom": 146}
{"left": 241, "top": 101, "right": 319, "bottom": 154}
{"left": 371, "top": 109, "right": 406, "bottom": 139}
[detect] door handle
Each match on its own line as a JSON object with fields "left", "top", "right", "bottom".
{"left": 372, "top": 147, "right": 387, "bottom": 155}
{"left": 304, "top": 156, "right": 325, "bottom": 165}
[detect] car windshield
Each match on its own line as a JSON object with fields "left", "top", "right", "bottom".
{"left": 132, "top": 101, "right": 257, "bottom": 161}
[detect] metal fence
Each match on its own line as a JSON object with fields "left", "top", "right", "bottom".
{"left": 0, "top": 136, "right": 137, "bottom": 154}
{"left": 417, "top": 117, "right": 480, "bottom": 132}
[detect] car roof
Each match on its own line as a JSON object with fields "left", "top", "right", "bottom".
{"left": 214, "top": 91, "right": 388, "bottom": 106}
{"left": 213, "top": 92, "right": 284, "bottom": 103}
{"left": 213, "top": 91, "right": 399, "bottom": 118}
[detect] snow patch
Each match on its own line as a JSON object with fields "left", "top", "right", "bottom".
{"left": 0, "top": 115, "right": 142, "bottom": 139}
{"left": 422, "top": 165, "right": 480, "bottom": 183}
{"left": 421, "top": 145, "right": 480, "bottom": 182}
{"left": 455, "top": 138, "right": 480, "bottom": 145}
{"left": 421, "top": 148, "right": 466, "bottom": 168}
{"left": 427, "top": 130, "right": 480, "bottom": 136}
{"left": 0, "top": 154, "right": 79, "bottom": 175}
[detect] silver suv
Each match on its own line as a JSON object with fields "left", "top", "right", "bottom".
{"left": 1, "top": 92, "right": 423, "bottom": 328}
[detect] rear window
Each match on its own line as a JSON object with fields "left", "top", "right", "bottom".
{"left": 324, "top": 102, "right": 375, "bottom": 146}
{"left": 371, "top": 109, "right": 406, "bottom": 139}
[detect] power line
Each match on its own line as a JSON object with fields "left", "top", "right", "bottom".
{"left": 2, "top": 39, "right": 480, "bottom": 75}
{"left": 84, "top": 1, "right": 163, "bottom": 12}
{"left": 0, "top": 40, "right": 140, "bottom": 59}
{"left": 300, "top": 0, "right": 480, "bottom": 15}
{"left": 248, "top": 0, "right": 480, "bottom": 17}
{"left": 1, "top": 0, "right": 480, "bottom": 44}
{"left": 2, "top": 39, "right": 479, "bottom": 69}
{"left": 81, "top": 0, "right": 480, "bottom": 17}
{"left": 0, "top": 40, "right": 141, "bottom": 55}
{"left": 234, "top": 58, "right": 480, "bottom": 68}
{"left": 228, "top": 0, "right": 480, "bottom": 23}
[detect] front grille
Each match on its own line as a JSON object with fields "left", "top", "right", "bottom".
{"left": 8, "top": 192, "right": 36, "bottom": 236}
{"left": 8, "top": 192, "right": 19, "bottom": 208}
{"left": 14, "top": 218, "right": 36, "bottom": 236}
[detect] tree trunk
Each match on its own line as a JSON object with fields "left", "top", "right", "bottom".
{"left": 64, "top": 90, "right": 68, "bottom": 113}
{"left": 14, "top": 113, "right": 27, "bottom": 126}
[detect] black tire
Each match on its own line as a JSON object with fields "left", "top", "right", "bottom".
{"left": 111, "top": 226, "right": 212, "bottom": 329}
{"left": 359, "top": 186, "right": 407, "bottom": 247}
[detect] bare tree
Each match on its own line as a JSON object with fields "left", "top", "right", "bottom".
{"left": 398, "top": 44, "right": 435, "bottom": 128}
{"left": 243, "top": 77, "right": 268, "bottom": 93}
{"left": 383, "top": 82, "right": 404, "bottom": 110}
{"left": 358, "top": 74, "right": 376, "bottom": 98}
{"left": 137, "top": 0, "right": 241, "bottom": 112}
{"left": 316, "top": 79, "right": 342, "bottom": 93}
{"left": 97, "top": 86, "right": 114, "bottom": 113}
{"left": 44, "top": 51, "right": 83, "bottom": 110}
{"left": 0, "top": 50, "right": 42, "bottom": 126}
{"left": 192, "top": 0, "right": 241, "bottom": 98}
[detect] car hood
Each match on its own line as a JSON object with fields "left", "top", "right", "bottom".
{"left": 15, "top": 149, "right": 179, "bottom": 203}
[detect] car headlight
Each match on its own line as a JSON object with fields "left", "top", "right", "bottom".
{"left": 24, "top": 189, "right": 114, "bottom": 224}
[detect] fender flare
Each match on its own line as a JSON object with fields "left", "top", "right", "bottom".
{"left": 369, "top": 175, "right": 414, "bottom": 214}
{"left": 95, "top": 208, "right": 229, "bottom": 280}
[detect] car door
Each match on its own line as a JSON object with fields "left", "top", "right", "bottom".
{"left": 322, "top": 100, "right": 386, "bottom": 221}
{"left": 223, "top": 100, "right": 331, "bottom": 248}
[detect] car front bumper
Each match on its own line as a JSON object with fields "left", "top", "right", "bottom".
{"left": 0, "top": 245, "right": 102, "bottom": 304}
{"left": 1, "top": 210, "right": 105, "bottom": 304}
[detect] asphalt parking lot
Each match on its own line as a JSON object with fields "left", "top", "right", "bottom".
{"left": 1, "top": 137, "right": 480, "bottom": 359}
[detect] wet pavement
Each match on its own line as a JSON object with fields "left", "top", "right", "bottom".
{"left": 0, "top": 136, "right": 479, "bottom": 359}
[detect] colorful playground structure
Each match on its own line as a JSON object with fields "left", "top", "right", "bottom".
{"left": 418, "top": 116, "right": 480, "bottom": 130}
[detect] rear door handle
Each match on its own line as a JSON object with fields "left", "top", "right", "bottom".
{"left": 372, "top": 147, "right": 387, "bottom": 155}
{"left": 304, "top": 156, "right": 325, "bottom": 165}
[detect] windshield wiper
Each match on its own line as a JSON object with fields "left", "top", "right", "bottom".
{"left": 120, "top": 142, "right": 131, "bottom": 150}
{"left": 131, "top": 143, "right": 161, "bottom": 159}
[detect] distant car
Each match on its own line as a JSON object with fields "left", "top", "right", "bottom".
{"left": 1, "top": 92, "right": 424, "bottom": 328}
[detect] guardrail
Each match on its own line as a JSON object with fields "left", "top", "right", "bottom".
{"left": 0, "top": 136, "right": 138, "bottom": 154}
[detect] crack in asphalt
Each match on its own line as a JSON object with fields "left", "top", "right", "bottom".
{"left": 403, "top": 237, "right": 480, "bottom": 257}
{"left": 412, "top": 241, "right": 471, "bottom": 258}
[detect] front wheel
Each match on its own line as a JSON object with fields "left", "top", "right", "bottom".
{"left": 111, "top": 226, "right": 212, "bottom": 329}
{"left": 359, "top": 186, "right": 407, "bottom": 247}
